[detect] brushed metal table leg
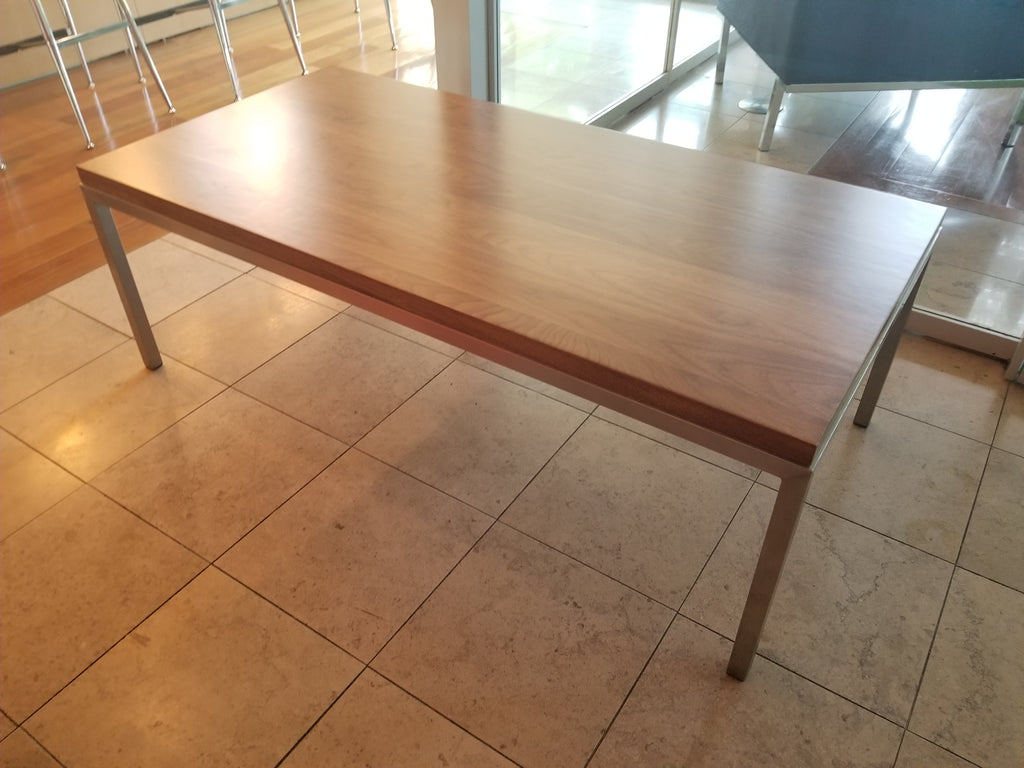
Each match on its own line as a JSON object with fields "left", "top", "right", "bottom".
{"left": 727, "top": 469, "right": 811, "bottom": 680}
{"left": 85, "top": 196, "right": 163, "bottom": 370}
{"left": 854, "top": 267, "right": 925, "bottom": 428}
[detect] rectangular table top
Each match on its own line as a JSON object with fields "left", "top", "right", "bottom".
{"left": 78, "top": 67, "right": 946, "bottom": 469}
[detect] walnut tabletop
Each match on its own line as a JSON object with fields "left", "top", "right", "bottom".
{"left": 77, "top": 66, "right": 946, "bottom": 469}
{"left": 78, "top": 67, "right": 946, "bottom": 679}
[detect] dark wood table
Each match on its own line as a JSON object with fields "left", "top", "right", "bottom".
{"left": 78, "top": 66, "right": 946, "bottom": 679}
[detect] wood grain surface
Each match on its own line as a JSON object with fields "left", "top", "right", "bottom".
{"left": 78, "top": 67, "right": 946, "bottom": 466}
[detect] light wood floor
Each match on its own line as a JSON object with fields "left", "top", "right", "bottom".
{"left": 0, "top": 0, "right": 435, "bottom": 314}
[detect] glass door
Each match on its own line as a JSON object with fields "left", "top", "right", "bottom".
{"left": 497, "top": 0, "right": 721, "bottom": 125}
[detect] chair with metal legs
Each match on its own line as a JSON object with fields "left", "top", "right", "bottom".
{"left": 28, "top": 0, "right": 176, "bottom": 150}
{"left": 205, "top": 0, "right": 308, "bottom": 101}
{"left": 353, "top": 0, "right": 397, "bottom": 50}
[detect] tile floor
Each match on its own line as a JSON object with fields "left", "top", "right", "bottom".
{"left": 2, "top": 22, "right": 1024, "bottom": 768}
{"left": 2, "top": 234, "right": 1023, "bottom": 768}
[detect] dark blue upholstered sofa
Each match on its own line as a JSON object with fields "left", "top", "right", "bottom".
{"left": 715, "top": 0, "right": 1024, "bottom": 149}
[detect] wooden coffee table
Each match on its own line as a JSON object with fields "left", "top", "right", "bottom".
{"left": 78, "top": 67, "right": 946, "bottom": 680}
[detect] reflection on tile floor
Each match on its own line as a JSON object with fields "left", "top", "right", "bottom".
{"left": 1, "top": 230, "right": 1022, "bottom": 767}
{"left": 2, "top": 13, "right": 1024, "bottom": 768}
{"left": 612, "top": 44, "right": 1024, "bottom": 337}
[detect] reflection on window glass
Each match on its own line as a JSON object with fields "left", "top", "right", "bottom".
{"left": 499, "top": 0, "right": 677, "bottom": 122}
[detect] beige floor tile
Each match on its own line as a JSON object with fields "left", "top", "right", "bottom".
{"left": 0, "top": 342, "right": 224, "bottom": 480}
{"left": 994, "top": 383, "right": 1024, "bottom": 457}
{"left": 704, "top": 114, "right": 838, "bottom": 173}
{"left": 153, "top": 274, "right": 336, "bottom": 384}
{"left": 0, "top": 729, "right": 61, "bottom": 768}
{"left": 0, "top": 487, "right": 204, "bottom": 722}
{"left": 805, "top": 407, "right": 989, "bottom": 560}
{"left": 49, "top": 238, "right": 244, "bottom": 335}
{"left": 919, "top": 261, "right": 1024, "bottom": 338}
{"left": 220, "top": 450, "right": 490, "bottom": 660}
{"left": 374, "top": 524, "right": 672, "bottom": 768}
{"left": 875, "top": 335, "right": 1008, "bottom": 443}
{"left": 504, "top": 418, "right": 750, "bottom": 606}
{"left": 0, "top": 295, "right": 126, "bottom": 412}
{"left": 910, "top": 569, "right": 1024, "bottom": 768}
{"left": 358, "top": 361, "right": 587, "bottom": 515}
{"left": 344, "top": 305, "right": 463, "bottom": 357}
{"left": 774, "top": 92, "right": 868, "bottom": 138}
{"left": 25, "top": 568, "right": 362, "bottom": 768}
{"left": 669, "top": 72, "right": 773, "bottom": 118}
{"left": 237, "top": 314, "right": 451, "bottom": 444}
{"left": 1, "top": 713, "right": 14, "bottom": 738}
{"left": 616, "top": 100, "right": 742, "bottom": 151}
{"left": 929, "top": 208, "right": 1024, "bottom": 284}
{"left": 895, "top": 733, "right": 979, "bottom": 768}
{"left": 161, "top": 232, "right": 255, "bottom": 272}
{"left": 0, "top": 430, "right": 81, "bottom": 540}
{"left": 590, "top": 617, "right": 902, "bottom": 768}
{"left": 682, "top": 484, "right": 952, "bottom": 723}
{"left": 958, "top": 449, "right": 1024, "bottom": 591}
{"left": 534, "top": 80, "right": 636, "bottom": 123}
{"left": 459, "top": 352, "right": 596, "bottom": 413}
{"left": 93, "top": 389, "right": 342, "bottom": 559}
{"left": 280, "top": 671, "right": 516, "bottom": 767}
{"left": 249, "top": 267, "right": 351, "bottom": 312}
{"left": 593, "top": 407, "right": 760, "bottom": 479}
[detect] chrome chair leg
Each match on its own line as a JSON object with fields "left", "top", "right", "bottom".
{"left": 207, "top": 0, "right": 243, "bottom": 100}
{"left": 114, "top": 0, "right": 175, "bottom": 111}
{"left": 714, "top": 17, "right": 729, "bottom": 85}
{"left": 29, "top": 0, "right": 94, "bottom": 148}
{"left": 30, "top": 0, "right": 175, "bottom": 149}
{"left": 277, "top": 0, "right": 308, "bottom": 74}
{"left": 382, "top": 0, "right": 397, "bottom": 50}
{"left": 113, "top": 0, "right": 147, "bottom": 83}
{"left": 208, "top": 0, "right": 307, "bottom": 101}
{"left": 354, "top": 0, "right": 398, "bottom": 50}
{"left": 56, "top": 0, "right": 93, "bottom": 87}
